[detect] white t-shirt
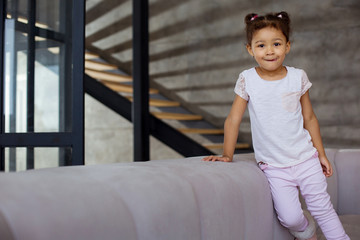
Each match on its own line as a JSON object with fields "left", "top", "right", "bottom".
{"left": 234, "top": 66, "right": 317, "bottom": 167}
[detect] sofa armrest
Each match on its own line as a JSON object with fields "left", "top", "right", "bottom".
{"left": 334, "top": 149, "right": 360, "bottom": 215}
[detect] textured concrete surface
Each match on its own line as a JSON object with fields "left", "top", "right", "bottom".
{"left": 84, "top": 94, "right": 183, "bottom": 164}
{"left": 148, "top": 0, "right": 360, "bottom": 148}
{"left": 85, "top": 0, "right": 360, "bottom": 162}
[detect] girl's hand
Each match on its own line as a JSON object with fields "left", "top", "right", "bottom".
{"left": 319, "top": 156, "right": 333, "bottom": 177}
{"left": 202, "top": 155, "right": 232, "bottom": 162}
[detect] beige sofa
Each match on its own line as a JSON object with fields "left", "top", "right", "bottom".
{"left": 0, "top": 149, "right": 359, "bottom": 240}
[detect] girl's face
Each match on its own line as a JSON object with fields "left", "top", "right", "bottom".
{"left": 246, "top": 27, "right": 290, "bottom": 75}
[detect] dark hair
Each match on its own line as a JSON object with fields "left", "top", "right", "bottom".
{"left": 244, "top": 11, "right": 291, "bottom": 45}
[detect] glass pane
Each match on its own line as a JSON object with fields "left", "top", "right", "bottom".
{"left": 36, "top": 0, "right": 60, "bottom": 32}
{"left": 7, "top": 0, "right": 61, "bottom": 32}
{"left": 3, "top": 3, "right": 72, "bottom": 133}
{"left": 6, "top": 0, "right": 27, "bottom": 21}
{"left": 3, "top": 19, "right": 28, "bottom": 133}
{"left": 34, "top": 38, "right": 61, "bottom": 132}
{"left": 4, "top": 147, "right": 26, "bottom": 172}
{"left": 4, "top": 147, "right": 72, "bottom": 172}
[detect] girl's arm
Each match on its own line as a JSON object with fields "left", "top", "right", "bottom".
{"left": 300, "top": 91, "right": 333, "bottom": 177}
{"left": 203, "top": 95, "right": 248, "bottom": 162}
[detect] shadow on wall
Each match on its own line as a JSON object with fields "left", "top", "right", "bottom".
{"left": 85, "top": 0, "right": 360, "bottom": 148}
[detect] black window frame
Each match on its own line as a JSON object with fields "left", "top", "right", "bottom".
{"left": 0, "top": 0, "right": 85, "bottom": 171}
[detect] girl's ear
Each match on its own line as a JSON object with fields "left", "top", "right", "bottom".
{"left": 285, "top": 41, "right": 291, "bottom": 54}
{"left": 246, "top": 44, "right": 254, "bottom": 57}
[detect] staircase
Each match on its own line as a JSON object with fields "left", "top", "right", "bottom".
{"left": 84, "top": 51, "right": 251, "bottom": 156}
{"left": 84, "top": 1, "right": 254, "bottom": 157}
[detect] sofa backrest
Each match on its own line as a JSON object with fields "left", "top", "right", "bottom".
{"left": 325, "top": 148, "right": 339, "bottom": 211}
{"left": 0, "top": 155, "right": 291, "bottom": 240}
{"left": 1, "top": 149, "right": 356, "bottom": 240}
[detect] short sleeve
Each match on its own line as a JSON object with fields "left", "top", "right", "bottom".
{"left": 301, "top": 70, "right": 312, "bottom": 95}
{"left": 234, "top": 73, "right": 249, "bottom": 101}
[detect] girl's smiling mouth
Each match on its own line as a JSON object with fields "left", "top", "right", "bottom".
{"left": 265, "top": 58, "right": 278, "bottom": 62}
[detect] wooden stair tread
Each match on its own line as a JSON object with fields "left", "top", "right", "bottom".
{"left": 126, "top": 97, "right": 180, "bottom": 107}
{"left": 152, "top": 112, "right": 203, "bottom": 121}
{"left": 85, "top": 60, "right": 118, "bottom": 71}
{"left": 149, "top": 98, "right": 180, "bottom": 107}
{"left": 83, "top": 51, "right": 231, "bottom": 147}
{"left": 178, "top": 128, "right": 224, "bottom": 134}
{"left": 203, "top": 143, "right": 250, "bottom": 149}
{"left": 85, "top": 52, "right": 100, "bottom": 59}
{"left": 85, "top": 69, "right": 132, "bottom": 82}
{"left": 103, "top": 81, "right": 159, "bottom": 94}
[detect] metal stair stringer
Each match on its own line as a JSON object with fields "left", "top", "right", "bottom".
{"left": 84, "top": 74, "right": 214, "bottom": 157}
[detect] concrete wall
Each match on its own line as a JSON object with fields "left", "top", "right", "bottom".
{"left": 85, "top": 0, "right": 360, "bottom": 164}
{"left": 146, "top": 0, "right": 360, "bottom": 147}
{"left": 84, "top": 94, "right": 183, "bottom": 164}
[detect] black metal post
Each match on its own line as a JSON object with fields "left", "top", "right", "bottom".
{"left": 58, "top": 0, "right": 73, "bottom": 166}
{"left": 26, "top": 0, "right": 36, "bottom": 169}
{"left": 132, "top": 0, "right": 150, "bottom": 162}
{"left": 0, "top": 0, "right": 5, "bottom": 171}
{"left": 84, "top": 74, "right": 215, "bottom": 158}
{"left": 71, "top": 0, "right": 85, "bottom": 165}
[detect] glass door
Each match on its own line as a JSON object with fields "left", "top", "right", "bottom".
{"left": 0, "top": 0, "right": 85, "bottom": 171}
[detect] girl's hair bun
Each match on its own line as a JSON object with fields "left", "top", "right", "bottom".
{"left": 275, "top": 11, "right": 290, "bottom": 25}
{"left": 244, "top": 13, "right": 258, "bottom": 25}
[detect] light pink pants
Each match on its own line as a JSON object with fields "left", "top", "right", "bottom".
{"left": 259, "top": 154, "right": 350, "bottom": 240}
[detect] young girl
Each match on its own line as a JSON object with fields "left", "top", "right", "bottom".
{"left": 203, "top": 12, "right": 350, "bottom": 240}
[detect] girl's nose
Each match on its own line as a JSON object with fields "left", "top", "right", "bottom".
{"left": 266, "top": 46, "right": 274, "bottom": 55}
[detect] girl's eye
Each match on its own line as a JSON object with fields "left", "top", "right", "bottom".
{"left": 258, "top": 44, "right": 265, "bottom": 48}
{"left": 274, "top": 43, "right": 281, "bottom": 46}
